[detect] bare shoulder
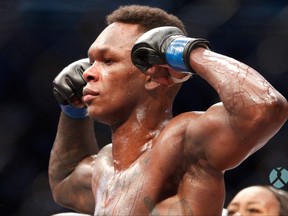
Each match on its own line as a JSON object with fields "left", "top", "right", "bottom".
{"left": 158, "top": 106, "right": 228, "bottom": 171}
{"left": 98, "top": 143, "right": 113, "bottom": 156}
{"left": 154, "top": 109, "right": 226, "bottom": 215}
{"left": 153, "top": 111, "right": 206, "bottom": 155}
{"left": 164, "top": 111, "right": 205, "bottom": 135}
{"left": 173, "top": 110, "right": 204, "bottom": 121}
{"left": 96, "top": 143, "right": 113, "bottom": 165}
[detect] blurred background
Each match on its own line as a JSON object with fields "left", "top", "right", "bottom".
{"left": 0, "top": 0, "right": 287, "bottom": 215}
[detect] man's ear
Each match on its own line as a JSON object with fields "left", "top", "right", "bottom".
{"left": 145, "top": 76, "right": 161, "bottom": 90}
{"left": 144, "top": 66, "right": 171, "bottom": 89}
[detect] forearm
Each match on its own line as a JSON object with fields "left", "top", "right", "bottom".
{"left": 48, "top": 113, "right": 98, "bottom": 212}
{"left": 190, "top": 48, "right": 288, "bottom": 134}
{"left": 49, "top": 112, "right": 98, "bottom": 185}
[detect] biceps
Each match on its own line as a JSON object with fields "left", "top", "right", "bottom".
{"left": 52, "top": 156, "right": 95, "bottom": 213}
{"left": 73, "top": 156, "right": 95, "bottom": 189}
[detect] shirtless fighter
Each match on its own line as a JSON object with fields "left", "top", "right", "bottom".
{"left": 49, "top": 5, "right": 288, "bottom": 216}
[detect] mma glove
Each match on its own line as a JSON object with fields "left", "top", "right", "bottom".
{"left": 53, "top": 58, "right": 90, "bottom": 119}
{"left": 131, "top": 26, "right": 210, "bottom": 82}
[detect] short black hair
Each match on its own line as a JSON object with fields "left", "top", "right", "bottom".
{"left": 106, "top": 5, "right": 187, "bottom": 35}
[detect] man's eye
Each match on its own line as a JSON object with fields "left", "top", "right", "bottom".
{"left": 104, "top": 59, "right": 113, "bottom": 65}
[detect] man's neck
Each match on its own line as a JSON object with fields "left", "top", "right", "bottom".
{"left": 110, "top": 107, "right": 172, "bottom": 171}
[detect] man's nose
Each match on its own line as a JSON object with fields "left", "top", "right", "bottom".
{"left": 82, "top": 63, "right": 100, "bottom": 82}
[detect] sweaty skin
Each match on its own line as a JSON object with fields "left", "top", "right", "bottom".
{"left": 227, "top": 186, "right": 280, "bottom": 215}
{"left": 49, "top": 23, "right": 288, "bottom": 215}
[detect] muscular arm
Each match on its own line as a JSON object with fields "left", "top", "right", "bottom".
{"left": 187, "top": 48, "right": 288, "bottom": 170}
{"left": 131, "top": 26, "right": 288, "bottom": 215}
{"left": 49, "top": 113, "right": 98, "bottom": 214}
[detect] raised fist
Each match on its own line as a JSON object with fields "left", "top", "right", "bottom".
{"left": 53, "top": 58, "right": 90, "bottom": 106}
{"left": 53, "top": 58, "right": 90, "bottom": 118}
{"left": 131, "top": 26, "right": 210, "bottom": 73}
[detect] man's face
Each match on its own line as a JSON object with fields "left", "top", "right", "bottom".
{"left": 83, "top": 22, "right": 147, "bottom": 125}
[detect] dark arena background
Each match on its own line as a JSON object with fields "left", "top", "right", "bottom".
{"left": 0, "top": 0, "right": 287, "bottom": 215}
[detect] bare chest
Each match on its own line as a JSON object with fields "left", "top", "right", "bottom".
{"left": 92, "top": 151, "right": 179, "bottom": 215}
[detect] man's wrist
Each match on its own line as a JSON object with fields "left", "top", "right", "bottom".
{"left": 60, "top": 104, "right": 88, "bottom": 119}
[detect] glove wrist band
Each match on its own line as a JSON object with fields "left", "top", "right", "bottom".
{"left": 166, "top": 37, "right": 192, "bottom": 72}
{"left": 60, "top": 104, "right": 87, "bottom": 119}
{"left": 166, "top": 37, "right": 210, "bottom": 73}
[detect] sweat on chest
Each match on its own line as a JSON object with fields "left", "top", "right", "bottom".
{"left": 91, "top": 142, "right": 184, "bottom": 213}
{"left": 92, "top": 162, "right": 157, "bottom": 214}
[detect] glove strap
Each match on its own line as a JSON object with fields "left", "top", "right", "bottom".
{"left": 60, "top": 104, "right": 87, "bottom": 119}
{"left": 166, "top": 37, "right": 210, "bottom": 72}
{"left": 166, "top": 37, "right": 192, "bottom": 72}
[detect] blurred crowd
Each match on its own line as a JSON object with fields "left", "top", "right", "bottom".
{"left": 0, "top": 0, "right": 287, "bottom": 215}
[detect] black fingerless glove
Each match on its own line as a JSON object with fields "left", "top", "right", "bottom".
{"left": 131, "top": 26, "right": 210, "bottom": 73}
{"left": 52, "top": 58, "right": 90, "bottom": 119}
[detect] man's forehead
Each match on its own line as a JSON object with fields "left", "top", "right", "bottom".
{"left": 94, "top": 22, "right": 142, "bottom": 49}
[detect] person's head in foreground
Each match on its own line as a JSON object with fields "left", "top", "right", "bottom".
{"left": 226, "top": 185, "right": 288, "bottom": 216}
